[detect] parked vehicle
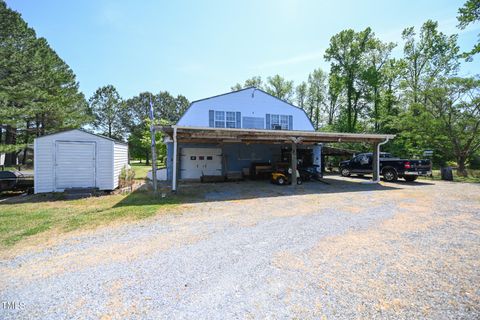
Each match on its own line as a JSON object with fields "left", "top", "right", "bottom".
{"left": 271, "top": 167, "right": 302, "bottom": 185}
{"left": 299, "top": 165, "right": 322, "bottom": 181}
{"left": 339, "top": 152, "right": 431, "bottom": 182}
{"left": 0, "top": 170, "right": 34, "bottom": 193}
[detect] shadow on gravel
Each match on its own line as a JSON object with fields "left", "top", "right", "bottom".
{"left": 113, "top": 176, "right": 406, "bottom": 207}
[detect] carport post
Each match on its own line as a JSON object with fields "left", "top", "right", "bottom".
{"left": 372, "top": 142, "right": 380, "bottom": 182}
{"left": 172, "top": 126, "right": 178, "bottom": 192}
{"left": 291, "top": 141, "right": 297, "bottom": 186}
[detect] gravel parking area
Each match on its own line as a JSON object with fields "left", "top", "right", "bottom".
{"left": 1, "top": 177, "right": 479, "bottom": 319}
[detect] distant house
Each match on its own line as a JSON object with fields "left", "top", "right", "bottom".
{"left": 34, "top": 129, "right": 128, "bottom": 193}
{"left": 159, "top": 87, "right": 394, "bottom": 190}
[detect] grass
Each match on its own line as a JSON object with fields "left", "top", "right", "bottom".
{"left": 0, "top": 190, "right": 184, "bottom": 248}
{"left": 419, "top": 169, "right": 480, "bottom": 183}
{"left": 130, "top": 161, "right": 165, "bottom": 181}
{"left": 0, "top": 162, "right": 177, "bottom": 249}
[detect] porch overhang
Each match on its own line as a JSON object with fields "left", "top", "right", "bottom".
{"left": 158, "top": 125, "right": 395, "bottom": 144}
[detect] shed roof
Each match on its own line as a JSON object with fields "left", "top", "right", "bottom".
{"left": 34, "top": 129, "right": 128, "bottom": 145}
{"left": 159, "top": 126, "right": 395, "bottom": 144}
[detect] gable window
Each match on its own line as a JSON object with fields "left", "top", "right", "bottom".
{"left": 268, "top": 114, "right": 291, "bottom": 130}
{"left": 214, "top": 111, "right": 225, "bottom": 128}
{"left": 226, "top": 112, "right": 236, "bottom": 128}
{"left": 209, "top": 110, "right": 241, "bottom": 128}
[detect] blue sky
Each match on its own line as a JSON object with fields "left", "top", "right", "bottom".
{"left": 6, "top": 0, "right": 480, "bottom": 101}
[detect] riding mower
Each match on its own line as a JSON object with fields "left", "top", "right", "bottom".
{"left": 271, "top": 166, "right": 302, "bottom": 185}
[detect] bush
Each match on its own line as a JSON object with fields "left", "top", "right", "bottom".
{"left": 119, "top": 165, "right": 135, "bottom": 188}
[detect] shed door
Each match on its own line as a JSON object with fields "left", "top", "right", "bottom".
{"left": 180, "top": 148, "right": 222, "bottom": 179}
{"left": 55, "top": 141, "right": 96, "bottom": 189}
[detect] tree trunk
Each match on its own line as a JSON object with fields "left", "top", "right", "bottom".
{"left": 457, "top": 157, "right": 468, "bottom": 177}
{"left": 22, "top": 121, "right": 30, "bottom": 165}
{"left": 4, "top": 125, "right": 17, "bottom": 166}
{"left": 145, "top": 150, "right": 150, "bottom": 165}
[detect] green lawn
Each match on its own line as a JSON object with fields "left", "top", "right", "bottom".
{"left": 419, "top": 169, "right": 480, "bottom": 183}
{"left": 0, "top": 163, "right": 177, "bottom": 249}
{"left": 0, "top": 190, "right": 184, "bottom": 248}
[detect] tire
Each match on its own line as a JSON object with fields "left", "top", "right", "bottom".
{"left": 383, "top": 168, "right": 398, "bottom": 182}
{"left": 296, "top": 179, "right": 303, "bottom": 185}
{"left": 340, "top": 168, "right": 351, "bottom": 177}
{"left": 277, "top": 177, "right": 286, "bottom": 185}
{"left": 404, "top": 176, "right": 418, "bottom": 182}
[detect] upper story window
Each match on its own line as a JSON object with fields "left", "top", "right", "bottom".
{"left": 267, "top": 114, "right": 292, "bottom": 130}
{"left": 214, "top": 111, "right": 225, "bottom": 128}
{"left": 209, "top": 110, "right": 241, "bottom": 128}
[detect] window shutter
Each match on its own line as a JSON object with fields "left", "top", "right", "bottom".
{"left": 209, "top": 110, "right": 214, "bottom": 127}
{"left": 236, "top": 112, "right": 241, "bottom": 128}
{"left": 266, "top": 114, "right": 271, "bottom": 130}
{"left": 288, "top": 115, "right": 293, "bottom": 130}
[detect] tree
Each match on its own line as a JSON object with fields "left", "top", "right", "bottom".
{"left": 401, "top": 20, "right": 460, "bottom": 105}
{"left": 306, "top": 69, "right": 327, "bottom": 129}
{"left": 424, "top": 77, "right": 480, "bottom": 175}
{"left": 325, "top": 28, "right": 374, "bottom": 132}
{"left": 123, "top": 91, "right": 189, "bottom": 163}
{"left": 265, "top": 74, "right": 294, "bottom": 102}
{"left": 325, "top": 72, "right": 343, "bottom": 126}
{"left": 0, "top": 1, "right": 88, "bottom": 165}
{"left": 89, "top": 85, "right": 126, "bottom": 140}
{"left": 363, "top": 38, "right": 395, "bottom": 132}
{"left": 295, "top": 82, "right": 308, "bottom": 111}
{"left": 457, "top": 0, "right": 480, "bottom": 59}
{"left": 231, "top": 76, "right": 264, "bottom": 91}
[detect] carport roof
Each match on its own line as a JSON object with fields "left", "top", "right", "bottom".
{"left": 158, "top": 126, "right": 395, "bottom": 144}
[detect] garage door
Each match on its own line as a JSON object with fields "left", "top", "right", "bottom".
{"left": 180, "top": 148, "right": 222, "bottom": 179}
{"left": 55, "top": 141, "right": 96, "bottom": 189}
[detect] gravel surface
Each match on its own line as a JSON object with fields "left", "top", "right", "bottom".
{"left": 1, "top": 177, "right": 479, "bottom": 319}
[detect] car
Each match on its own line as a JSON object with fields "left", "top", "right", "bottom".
{"left": 339, "top": 152, "right": 431, "bottom": 182}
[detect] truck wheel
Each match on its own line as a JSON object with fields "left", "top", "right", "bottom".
{"left": 341, "top": 168, "right": 351, "bottom": 177}
{"left": 404, "top": 176, "right": 417, "bottom": 182}
{"left": 383, "top": 169, "right": 398, "bottom": 182}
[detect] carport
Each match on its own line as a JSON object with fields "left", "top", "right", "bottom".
{"left": 159, "top": 126, "right": 395, "bottom": 191}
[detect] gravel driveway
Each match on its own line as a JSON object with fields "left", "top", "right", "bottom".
{"left": 1, "top": 177, "right": 479, "bottom": 319}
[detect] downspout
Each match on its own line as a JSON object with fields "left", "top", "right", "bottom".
{"left": 172, "top": 126, "right": 178, "bottom": 192}
{"left": 373, "top": 138, "right": 390, "bottom": 183}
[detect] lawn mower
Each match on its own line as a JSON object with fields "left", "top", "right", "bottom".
{"left": 271, "top": 167, "right": 302, "bottom": 185}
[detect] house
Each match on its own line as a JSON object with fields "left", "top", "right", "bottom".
{"left": 34, "top": 129, "right": 128, "bottom": 193}
{"left": 159, "top": 87, "right": 395, "bottom": 190}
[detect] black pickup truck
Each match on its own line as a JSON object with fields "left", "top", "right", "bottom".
{"left": 339, "top": 152, "right": 431, "bottom": 182}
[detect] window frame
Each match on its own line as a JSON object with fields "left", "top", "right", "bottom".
{"left": 270, "top": 114, "right": 290, "bottom": 130}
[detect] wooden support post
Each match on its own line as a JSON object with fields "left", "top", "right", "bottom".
{"left": 172, "top": 127, "right": 178, "bottom": 192}
{"left": 372, "top": 142, "right": 380, "bottom": 182}
{"left": 291, "top": 141, "right": 297, "bottom": 186}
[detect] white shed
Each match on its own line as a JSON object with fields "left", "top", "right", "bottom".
{"left": 34, "top": 129, "right": 128, "bottom": 193}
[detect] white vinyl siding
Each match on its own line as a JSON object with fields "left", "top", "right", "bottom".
{"left": 178, "top": 88, "right": 314, "bottom": 131}
{"left": 34, "top": 130, "right": 128, "bottom": 193}
{"left": 113, "top": 143, "right": 129, "bottom": 189}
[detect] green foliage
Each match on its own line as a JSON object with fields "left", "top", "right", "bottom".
{"left": 88, "top": 85, "right": 126, "bottom": 140}
{"left": 0, "top": 1, "right": 88, "bottom": 165}
{"left": 265, "top": 75, "right": 294, "bottom": 102}
{"left": 457, "top": 0, "right": 480, "bottom": 59}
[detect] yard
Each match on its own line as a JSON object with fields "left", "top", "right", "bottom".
{"left": 0, "top": 176, "right": 479, "bottom": 319}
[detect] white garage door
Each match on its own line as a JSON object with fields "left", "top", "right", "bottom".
{"left": 55, "top": 141, "right": 96, "bottom": 189}
{"left": 180, "top": 148, "right": 222, "bottom": 179}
